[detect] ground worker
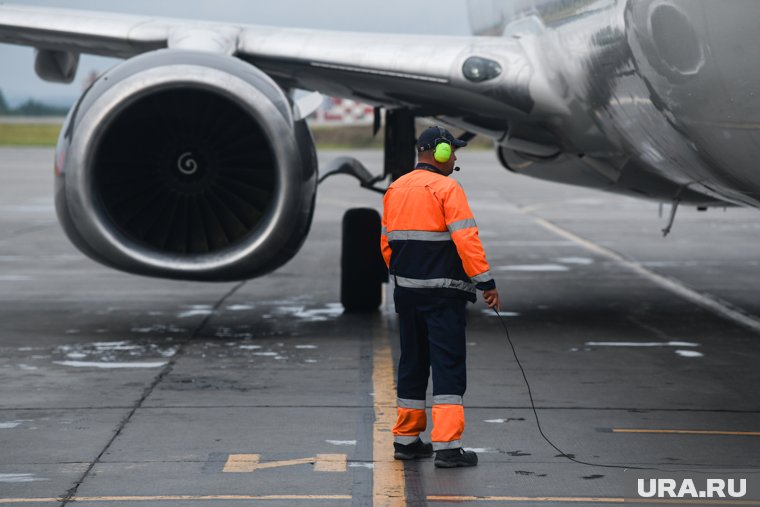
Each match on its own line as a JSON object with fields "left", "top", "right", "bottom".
{"left": 380, "top": 125, "right": 500, "bottom": 468}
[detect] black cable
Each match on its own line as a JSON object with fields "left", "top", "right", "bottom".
{"left": 491, "top": 307, "right": 750, "bottom": 473}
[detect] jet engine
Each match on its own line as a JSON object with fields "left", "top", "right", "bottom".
{"left": 54, "top": 50, "right": 317, "bottom": 281}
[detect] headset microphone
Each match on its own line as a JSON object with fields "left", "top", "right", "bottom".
{"left": 454, "top": 166, "right": 460, "bottom": 172}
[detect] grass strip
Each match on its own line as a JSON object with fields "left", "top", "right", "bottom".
{"left": 0, "top": 123, "right": 61, "bottom": 146}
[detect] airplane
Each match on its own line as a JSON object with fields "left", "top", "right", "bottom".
{"left": 0, "top": 0, "right": 757, "bottom": 312}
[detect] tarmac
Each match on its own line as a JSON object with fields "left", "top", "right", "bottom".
{"left": 1, "top": 147, "right": 760, "bottom": 506}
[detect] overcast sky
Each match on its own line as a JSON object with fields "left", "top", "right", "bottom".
{"left": 0, "top": 0, "right": 472, "bottom": 105}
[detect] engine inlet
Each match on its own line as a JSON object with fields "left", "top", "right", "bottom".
{"left": 93, "top": 87, "right": 277, "bottom": 254}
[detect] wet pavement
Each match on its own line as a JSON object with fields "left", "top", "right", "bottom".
{"left": 1, "top": 147, "right": 760, "bottom": 506}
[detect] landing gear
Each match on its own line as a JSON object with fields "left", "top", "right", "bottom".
{"left": 341, "top": 208, "right": 388, "bottom": 313}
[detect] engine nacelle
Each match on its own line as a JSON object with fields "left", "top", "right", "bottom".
{"left": 55, "top": 49, "right": 317, "bottom": 281}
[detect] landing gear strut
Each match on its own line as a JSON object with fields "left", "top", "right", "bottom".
{"left": 330, "top": 109, "right": 417, "bottom": 313}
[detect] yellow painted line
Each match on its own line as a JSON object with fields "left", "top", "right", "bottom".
{"left": 223, "top": 453, "right": 346, "bottom": 472}
{"left": 0, "top": 496, "right": 352, "bottom": 503}
{"left": 313, "top": 454, "right": 347, "bottom": 472}
{"left": 223, "top": 453, "right": 260, "bottom": 472}
{"left": 614, "top": 428, "right": 760, "bottom": 436}
{"left": 428, "top": 496, "right": 760, "bottom": 505}
{"left": 373, "top": 324, "right": 407, "bottom": 507}
{"left": 6, "top": 496, "right": 758, "bottom": 506}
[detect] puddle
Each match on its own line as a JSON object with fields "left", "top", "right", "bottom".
{"left": 0, "top": 421, "right": 29, "bottom": 429}
{"left": 273, "top": 303, "right": 343, "bottom": 322}
{"left": 130, "top": 324, "right": 184, "bottom": 334}
{"left": 53, "top": 340, "right": 176, "bottom": 367}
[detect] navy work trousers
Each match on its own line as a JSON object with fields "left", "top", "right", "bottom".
{"left": 393, "top": 288, "right": 467, "bottom": 400}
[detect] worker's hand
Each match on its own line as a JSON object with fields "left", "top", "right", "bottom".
{"left": 482, "top": 288, "right": 500, "bottom": 312}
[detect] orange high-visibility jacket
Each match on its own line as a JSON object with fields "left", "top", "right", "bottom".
{"left": 381, "top": 165, "right": 494, "bottom": 301}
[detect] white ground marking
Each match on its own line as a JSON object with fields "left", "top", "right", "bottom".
{"left": 484, "top": 419, "right": 507, "bottom": 424}
{"left": 557, "top": 256, "right": 594, "bottom": 265}
{"left": 227, "top": 304, "right": 254, "bottom": 311}
{"left": 481, "top": 309, "right": 520, "bottom": 317}
{"left": 0, "top": 275, "right": 31, "bottom": 281}
{"left": 676, "top": 350, "right": 704, "bottom": 358}
{"left": 326, "top": 440, "right": 357, "bottom": 446}
{"left": 531, "top": 216, "right": 760, "bottom": 334}
{"left": 0, "top": 474, "right": 47, "bottom": 482}
{"left": 585, "top": 341, "right": 698, "bottom": 347}
{"left": 464, "top": 447, "right": 499, "bottom": 453}
{"left": 295, "top": 345, "right": 318, "bottom": 349}
{"left": 349, "top": 462, "right": 374, "bottom": 469}
{"left": 177, "top": 309, "right": 214, "bottom": 318}
{"left": 53, "top": 361, "right": 167, "bottom": 368}
{"left": 496, "top": 264, "right": 569, "bottom": 272}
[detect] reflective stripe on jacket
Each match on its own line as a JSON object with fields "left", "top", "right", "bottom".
{"left": 380, "top": 166, "right": 494, "bottom": 301}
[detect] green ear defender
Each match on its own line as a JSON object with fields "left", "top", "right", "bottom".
{"left": 434, "top": 142, "right": 452, "bottom": 163}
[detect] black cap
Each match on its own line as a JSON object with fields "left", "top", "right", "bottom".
{"left": 416, "top": 126, "right": 467, "bottom": 152}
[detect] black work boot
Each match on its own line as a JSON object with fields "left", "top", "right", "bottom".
{"left": 393, "top": 438, "right": 434, "bottom": 460}
{"left": 434, "top": 448, "right": 478, "bottom": 468}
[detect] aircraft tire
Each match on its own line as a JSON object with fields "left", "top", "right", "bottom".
{"left": 341, "top": 208, "right": 387, "bottom": 313}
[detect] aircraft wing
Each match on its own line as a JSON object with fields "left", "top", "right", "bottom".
{"left": 0, "top": 3, "right": 547, "bottom": 127}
